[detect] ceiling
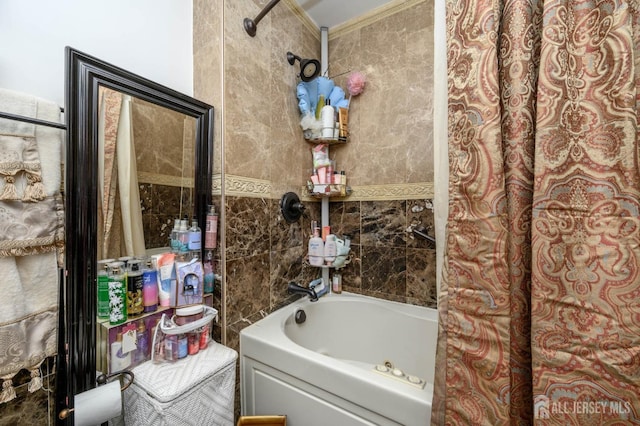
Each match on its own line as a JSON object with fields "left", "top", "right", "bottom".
{"left": 294, "top": 0, "right": 394, "bottom": 29}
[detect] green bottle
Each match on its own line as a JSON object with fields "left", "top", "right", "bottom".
{"left": 97, "top": 259, "right": 113, "bottom": 319}
{"left": 315, "top": 95, "right": 325, "bottom": 120}
{"left": 108, "top": 262, "right": 128, "bottom": 326}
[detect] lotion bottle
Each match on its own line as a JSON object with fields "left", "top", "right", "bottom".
{"left": 321, "top": 99, "right": 335, "bottom": 139}
{"left": 324, "top": 234, "right": 337, "bottom": 265}
{"left": 308, "top": 222, "right": 324, "bottom": 267}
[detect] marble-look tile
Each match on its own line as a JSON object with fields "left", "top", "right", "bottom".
{"left": 269, "top": 199, "right": 304, "bottom": 251}
{"left": 132, "top": 100, "right": 187, "bottom": 177}
{"left": 328, "top": 201, "right": 361, "bottom": 245}
{"left": 361, "top": 245, "right": 406, "bottom": 297}
{"left": 153, "top": 184, "right": 186, "bottom": 217}
{"left": 225, "top": 196, "right": 270, "bottom": 260}
{"left": 339, "top": 243, "right": 362, "bottom": 293}
{"left": 270, "top": 246, "right": 306, "bottom": 308}
{"left": 326, "top": 0, "right": 434, "bottom": 187}
{"left": 406, "top": 199, "right": 436, "bottom": 249}
{"left": 361, "top": 200, "right": 407, "bottom": 247}
{"left": 142, "top": 214, "right": 174, "bottom": 249}
{"left": 226, "top": 253, "right": 270, "bottom": 325}
{"left": 138, "top": 183, "right": 153, "bottom": 213}
{"left": 0, "top": 357, "right": 56, "bottom": 426}
{"left": 406, "top": 247, "right": 437, "bottom": 307}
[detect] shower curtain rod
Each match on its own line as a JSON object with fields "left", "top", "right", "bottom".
{"left": 0, "top": 110, "right": 67, "bottom": 130}
{"left": 244, "top": 0, "right": 281, "bottom": 37}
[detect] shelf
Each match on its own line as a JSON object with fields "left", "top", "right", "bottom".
{"left": 307, "top": 183, "right": 351, "bottom": 198}
{"left": 305, "top": 136, "right": 348, "bottom": 145}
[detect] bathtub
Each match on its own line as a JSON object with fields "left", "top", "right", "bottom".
{"left": 239, "top": 292, "right": 437, "bottom": 426}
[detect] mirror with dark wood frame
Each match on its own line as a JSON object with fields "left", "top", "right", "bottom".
{"left": 59, "top": 47, "right": 213, "bottom": 421}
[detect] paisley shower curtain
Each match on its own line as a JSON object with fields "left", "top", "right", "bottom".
{"left": 433, "top": 0, "right": 640, "bottom": 424}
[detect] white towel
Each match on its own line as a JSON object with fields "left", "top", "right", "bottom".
{"left": 0, "top": 89, "right": 62, "bottom": 395}
{"left": 0, "top": 89, "right": 36, "bottom": 137}
{"left": 0, "top": 88, "right": 64, "bottom": 257}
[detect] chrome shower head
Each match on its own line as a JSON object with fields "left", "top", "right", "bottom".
{"left": 287, "top": 51, "right": 320, "bottom": 82}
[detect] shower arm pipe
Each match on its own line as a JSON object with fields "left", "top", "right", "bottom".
{"left": 244, "top": 0, "right": 281, "bottom": 37}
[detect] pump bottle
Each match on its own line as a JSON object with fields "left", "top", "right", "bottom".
{"left": 308, "top": 222, "right": 324, "bottom": 267}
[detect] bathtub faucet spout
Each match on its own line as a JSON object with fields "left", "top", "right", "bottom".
{"left": 287, "top": 281, "right": 318, "bottom": 302}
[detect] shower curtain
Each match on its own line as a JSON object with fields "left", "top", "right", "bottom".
{"left": 433, "top": 0, "right": 640, "bottom": 424}
{"left": 98, "top": 88, "right": 146, "bottom": 260}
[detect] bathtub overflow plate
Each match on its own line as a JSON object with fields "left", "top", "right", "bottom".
{"left": 373, "top": 364, "right": 426, "bottom": 389}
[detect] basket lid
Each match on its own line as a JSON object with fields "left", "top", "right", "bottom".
{"left": 130, "top": 343, "right": 238, "bottom": 403}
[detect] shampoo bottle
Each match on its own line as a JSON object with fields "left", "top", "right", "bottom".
{"left": 321, "top": 99, "right": 335, "bottom": 139}
{"left": 324, "top": 234, "right": 337, "bottom": 265}
{"left": 308, "top": 222, "right": 324, "bottom": 267}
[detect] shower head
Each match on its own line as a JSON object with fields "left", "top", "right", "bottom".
{"left": 287, "top": 52, "right": 320, "bottom": 82}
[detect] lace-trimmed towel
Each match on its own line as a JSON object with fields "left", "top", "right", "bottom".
{"left": 0, "top": 88, "right": 64, "bottom": 257}
{"left": 0, "top": 88, "right": 63, "bottom": 402}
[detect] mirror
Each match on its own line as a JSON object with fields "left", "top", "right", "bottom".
{"left": 96, "top": 87, "right": 198, "bottom": 259}
{"left": 62, "top": 47, "right": 213, "bottom": 411}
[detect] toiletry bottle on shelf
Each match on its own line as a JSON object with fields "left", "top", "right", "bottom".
{"left": 126, "top": 259, "right": 144, "bottom": 317}
{"left": 308, "top": 222, "right": 325, "bottom": 267}
{"left": 205, "top": 205, "right": 218, "bottom": 249}
{"left": 142, "top": 260, "right": 158, "bottom": 313}
{"left": 135, "top": 321, "right": 149, "bottom": 364}
{"left": 321, "top": 99, "right": 335, "bottom": 139}
{"left": 110, "top": 332, "right": 131, "bottom": 373}
{"left": 178, "top": 334, "right": 188, "bottom": 359}
{"left": 170, "top": 218, "right": 180, "bottom": 254}
{"left": 315, "top": 95, "right": 325, "bottom": 120}
{"left": 324, "top": 234, "right": 337, "bottom": 265}
{"left": 178, "top": 218, "right": 189, "bottom": 259}
{"left": 97, "top": 259, "right": 113, "bottom": 319}
{"left": 200, "top": 323, "right": 210, "bottom": 349}
{"left": 203, "top": 250, "right": 215, "bottom": 294}
{"left": 332, "top": 273, "right": 342, "bottom": 294}
{"left": 107, "top": 262, "right": 127, "bottom": 325}
{"left": 188, "top": 218, "right": 202, "bottom": 259}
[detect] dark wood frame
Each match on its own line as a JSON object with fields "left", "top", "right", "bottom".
{"left": 58, "top": 47, "right": 213, "bottom": 424}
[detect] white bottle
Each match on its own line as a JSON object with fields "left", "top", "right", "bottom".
{"left": 324, "top": 234, "right": 337, "bottom": 265}
{"left": 178, "top": 218, "right": 189, "bottom": 256}
{"left": 308, "top": 224, "right": 324, "bottom": 267}
{"left": 321, "top": 99, "right": 335, "bottom": 139}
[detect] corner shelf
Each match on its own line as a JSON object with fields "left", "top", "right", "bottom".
{"left": 305, "top": 137, "right": 348, "bottom": 145}
{"left": 306, "top": 183, "right": 351, "bottom": 198}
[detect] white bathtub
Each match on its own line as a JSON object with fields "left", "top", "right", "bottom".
{"left": 240, "top": 292, "right": 437, "bottom": 425}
